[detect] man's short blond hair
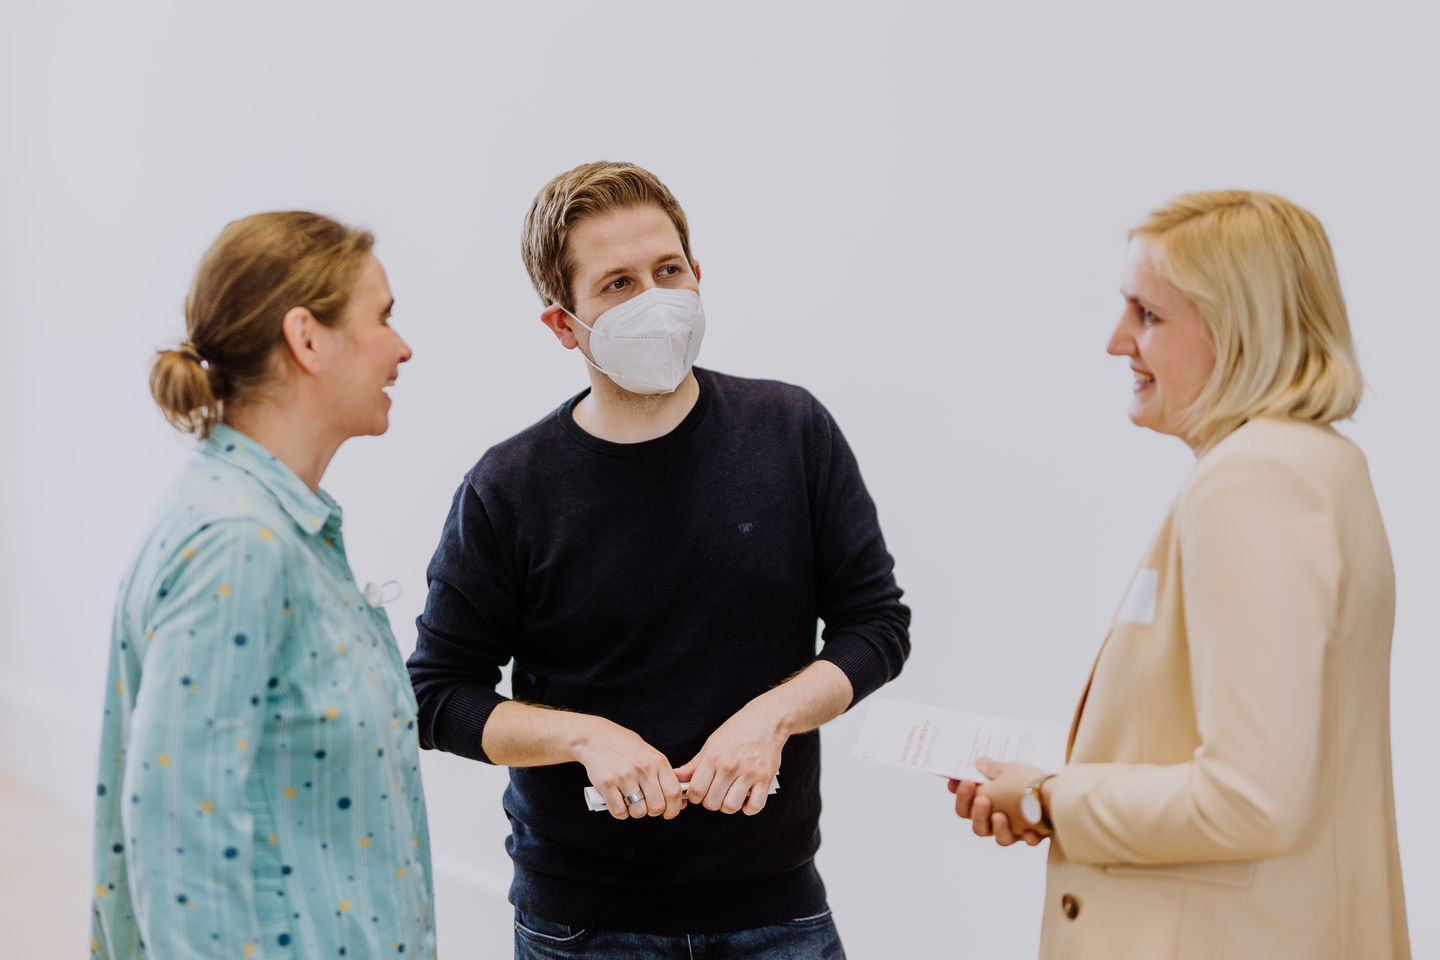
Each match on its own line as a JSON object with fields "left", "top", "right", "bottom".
{"left": 1134, "top": 190, "right": 1363, "bottom": 450}
{"left": 521, "top": 161, "right": 693, "bottom": 313}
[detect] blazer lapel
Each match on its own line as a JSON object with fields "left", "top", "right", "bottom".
{"left": 1066, "top": 628, "right": 1111, "bottom": 760}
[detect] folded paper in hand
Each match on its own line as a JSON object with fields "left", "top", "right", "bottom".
{"left": 852, "top": 698, "right": 1067, "bottom": 782}
{"left": 583, "top": 777, "right": 780, "bottom": 812}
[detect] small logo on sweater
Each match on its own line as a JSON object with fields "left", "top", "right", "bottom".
{"left": 737, "top": 522, "right": 755, "bottom": 535}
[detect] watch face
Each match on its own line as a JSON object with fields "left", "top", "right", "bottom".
{"left": 1020, "top": 791, "right": 1042, "bottom": 826}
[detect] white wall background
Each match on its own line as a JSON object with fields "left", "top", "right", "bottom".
{"left": 2, "top": 0, "right": 1436, "bottom": 955}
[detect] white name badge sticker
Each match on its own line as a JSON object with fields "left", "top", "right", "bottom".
{"left": 1117, "top": 568, "right": 1159, "bottom": 625}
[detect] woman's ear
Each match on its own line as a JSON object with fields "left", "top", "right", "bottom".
{"left": 281, "top": 306, "right": 325, "bottom": 374}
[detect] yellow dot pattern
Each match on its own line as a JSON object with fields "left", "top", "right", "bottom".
{"left": 236, "top": 738, "right": 247, "bottom": 752}
{"left": 325, "top": 706, "right": 339, "bottom": 720}
{"left": 217, "top": 584, "right": 230, "bottom": 597}
{"left": 157, "top": 754, "right": 171, "bottom": 767}
{"left": 359, "top": 837, "right": 370, "bottom": 848}
{"left": 259, "top": 527, "right": 274, "bottom": 541}
{"left": 244, "top": 943, "right": 256, "bottom": 956}
{"left": 336, "top": 643, "right": 346, "bottom": 654}
{"left": 396, "top": 868, "right": 405, "bottom": 879}
{"left": 284, "top": 787, "right": 297, "bottom": 799}
{"left": 95, "top": 885, "right": 107, "bottom": 899}
{"left": 339, "top": 899, "right": 352, "bottom": 913}
{"left": 181, "top": 547, "right": 195, "bottom": 560}
{"left": 200, "top": 801, "right": 214, "bottom": 813}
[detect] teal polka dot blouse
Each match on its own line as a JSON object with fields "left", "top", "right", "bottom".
{"left": 91, "top": 424, "right": 436, "bottom": 958}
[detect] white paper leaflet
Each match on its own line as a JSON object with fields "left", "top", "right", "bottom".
{"left": 853, "top": 698, "right": 1067, "bottom": 782}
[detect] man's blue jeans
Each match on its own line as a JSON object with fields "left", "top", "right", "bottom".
{"left": 513, "top": 907, "right": 846, "bottom": 959}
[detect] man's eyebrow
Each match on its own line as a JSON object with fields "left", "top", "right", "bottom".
{"left": 591, "top": 266, "right": 630, "bottom": 290}
{"left": 589, "top": 254, "right": 687, "bottom": 292}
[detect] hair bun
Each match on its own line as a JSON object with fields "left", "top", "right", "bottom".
{"left": 151, "top": 342, "right": 221, "bottom": 437}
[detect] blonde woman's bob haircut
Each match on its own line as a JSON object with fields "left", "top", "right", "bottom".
{"left": 1133, "top": 190, "right": 1363, "bottom": 451}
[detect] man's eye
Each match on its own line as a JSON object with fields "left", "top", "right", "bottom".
{"left": 609, "top": 277, "right": 627, "bottom": 291}
{"left": 660, "top": 265, "right": 680, "bottom": 277}
{"left": 1141, "top": 308, "right": 1158, "bottom": 325}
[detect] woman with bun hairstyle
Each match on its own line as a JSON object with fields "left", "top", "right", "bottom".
{"left": 90, "top": 212, "right": 434, "bottom": 958}
{"left": 951, "top": 191, "right": 1409, "bottom": 959}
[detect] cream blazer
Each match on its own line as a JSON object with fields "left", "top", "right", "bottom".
{"left": 1040, "top": 418, "right": 1410, "bottom": 960}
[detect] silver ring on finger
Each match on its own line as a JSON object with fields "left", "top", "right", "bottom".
{"left": 624, "top": 791, "right": 644, "bottom": 806}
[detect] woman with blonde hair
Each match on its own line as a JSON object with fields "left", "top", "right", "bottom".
{"left": 90, "top": 212, "right": 435, "bottom": 958}
{"left": 952, "top": 191, "right": 1410, "bottom": 959}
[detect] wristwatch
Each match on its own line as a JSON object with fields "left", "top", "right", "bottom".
{"left": 1019, "top": 773, "right": 1057, "bottom": 830}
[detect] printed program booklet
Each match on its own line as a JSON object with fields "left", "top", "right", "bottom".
{"left": 853, "top": 697, "right": 1067, "bottom": 782}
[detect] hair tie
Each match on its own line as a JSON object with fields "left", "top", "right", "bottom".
{"left": 179, "top": 341, "right": 210, "bottom": 371}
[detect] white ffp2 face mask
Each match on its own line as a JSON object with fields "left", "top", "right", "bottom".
{"left": 564, "top": 287, "right": 706, "bottom": 395}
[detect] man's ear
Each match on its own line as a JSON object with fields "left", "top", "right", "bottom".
{"left": 281, "top": 306, "right": 325, "bottom": 374}
{"left": 540, "top": 304, "right": 580, "bottom": 350}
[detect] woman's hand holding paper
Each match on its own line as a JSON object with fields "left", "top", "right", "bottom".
{"left": 948, "top": 757, "right": 1049, "bottom": 848}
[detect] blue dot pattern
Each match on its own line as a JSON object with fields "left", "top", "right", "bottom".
{"left": 90, "top": 424, "right": 436, "bottom": 958}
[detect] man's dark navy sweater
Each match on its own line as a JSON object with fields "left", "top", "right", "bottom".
{"left": 407, "top": 368, "right": 910, "bottom": 933}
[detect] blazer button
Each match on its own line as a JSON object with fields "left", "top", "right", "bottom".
{"left": 1060, "top": 893, "right": 1080, "bottom": 920}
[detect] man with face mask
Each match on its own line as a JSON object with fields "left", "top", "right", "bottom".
{"left": 408, "top": 161, "right": 910, "bottom": 958}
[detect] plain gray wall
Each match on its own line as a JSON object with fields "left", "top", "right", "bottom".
{"left": 2, "top": 1, "right": 1436, "bottom": 955}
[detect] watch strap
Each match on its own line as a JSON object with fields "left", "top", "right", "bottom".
{"left": 1023, "top": 773, "right": 1058, "bottom": 830}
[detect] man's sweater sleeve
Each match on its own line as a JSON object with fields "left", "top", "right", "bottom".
{"left": 805, "top": 395, "right": 911, "bottom": 704}
{"left": 407, "top": 472, "right": 518, "bottom": 763}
